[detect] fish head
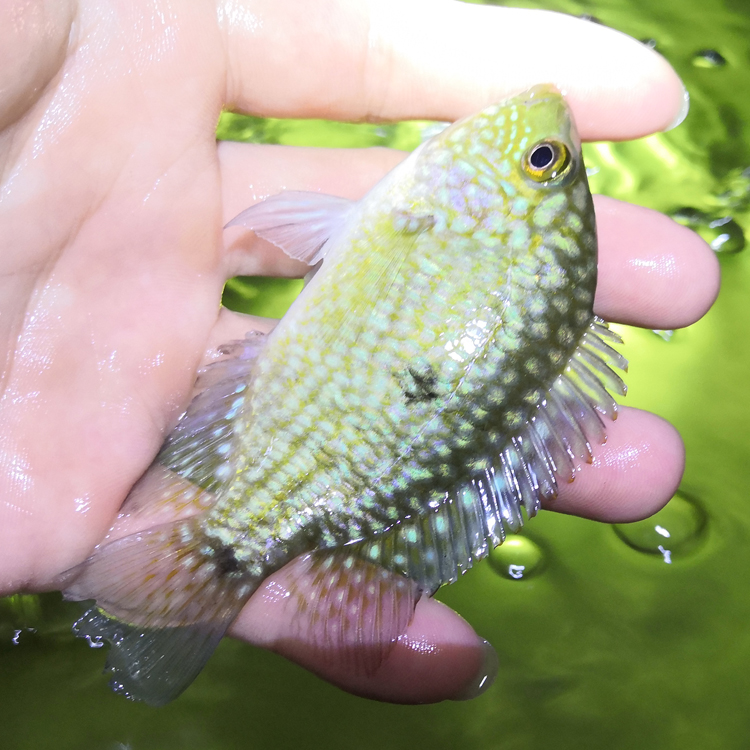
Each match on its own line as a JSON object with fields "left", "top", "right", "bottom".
{"left": 501, "top": 83, "right": 584, "bottom": 191}
{"left": 384, "top": 85, "right": 599, "bottom": 394}
{"left": 506, "top": 83, "right": 582, "bottom": 154}
{"left": 411, "top": 84, "right": 591, "bottom": 238}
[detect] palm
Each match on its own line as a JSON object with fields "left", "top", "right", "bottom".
{"left": 0, "top": 0, "right": 718, "bottom": 703}
{"left": 0, "top": 9, "right": 232, "bottom": 588}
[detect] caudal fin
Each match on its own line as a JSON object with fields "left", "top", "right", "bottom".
{"left": 60, "top": 332, "right": 269, "bottom": 704}
{"left": 64, "top": 517, "right": 257, "bottom": 706}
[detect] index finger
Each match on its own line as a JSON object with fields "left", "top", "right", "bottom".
{"left": 220, "top": 0, "right": 687, "bottom": 139}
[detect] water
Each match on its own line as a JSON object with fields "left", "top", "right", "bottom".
{"left": 4, "top": 0, "right": 750, "bottom": 748}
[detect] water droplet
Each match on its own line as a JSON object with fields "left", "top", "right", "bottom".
{"left": 613, "top": 491, "right": 707, "bottom": 561}
{"left": 579, "top": 14, "right": 603, "bottom": 24}
{"left": 9, "top": 626, "right": 37, "bottom": 646}
{"left": 670, "top": 206, "right": 711, "bottom": 227}
{"left": 669, "top": 208, "right": 745, "bottom": 253}
{"left": 692, "top": 49, "right": 727, "bottom": 68}
{"left": 489, "top": 536, "right": 545, "bottom": 580}
{"left": 701, "top": 217, "right": 746, "bottom": 253}
{"left": 641, "top": 38, "right": 658, "bottom": 50}
{"left": 652, "top": 329, "right": 674, "bottom": 341}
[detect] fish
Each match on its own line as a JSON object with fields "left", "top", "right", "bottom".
{"left": 60, "top": 84, "right": 627, "bottom": 705}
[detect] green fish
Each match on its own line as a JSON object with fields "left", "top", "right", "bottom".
{"left": 62, "top": 84, "right": 627, "bottom": 705}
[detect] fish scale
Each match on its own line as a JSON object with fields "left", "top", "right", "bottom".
{"left": 61, "top": 85, "right": 628, "bottom": 706}
{"left": 214, "top": 156, "right": 594, "bottom": 555}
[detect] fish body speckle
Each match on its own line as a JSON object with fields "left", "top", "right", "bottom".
{"left": 63, "top": 85, "right": 627, "bottom": 705}
{"left": 211, "top": 91, "right": 595, "bottom": 557}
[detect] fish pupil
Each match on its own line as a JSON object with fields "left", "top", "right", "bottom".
{"left": 529, "top": 144, "right": 555, "bottom": 169}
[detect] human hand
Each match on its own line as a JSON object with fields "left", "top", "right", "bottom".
{"left": 0, "top": 0, "right": 718, "bottom": 703}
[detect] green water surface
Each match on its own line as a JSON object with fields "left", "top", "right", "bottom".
{"left": 3, "top": 1, "right": 750, "bottom": 748}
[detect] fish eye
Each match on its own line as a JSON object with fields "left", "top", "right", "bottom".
{"left": 522, "top": 140, "right": 572, "bottom": 183}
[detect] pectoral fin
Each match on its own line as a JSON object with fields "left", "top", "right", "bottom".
{"left": 225, "top": 191, "right": 355, "bottom": 265}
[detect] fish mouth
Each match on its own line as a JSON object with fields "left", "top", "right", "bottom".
{"left": 505, "top": 83, "right": 581, "bottom": 152}
{"left": 517, "top": 83, "right": 564, "bottom": 107}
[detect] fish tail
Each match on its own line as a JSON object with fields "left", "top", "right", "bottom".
{"left": 63, "top": 516, "right": 259, "bottom": 706}
{"left": 58, "top": 332, "right": 270, "bottom": 705}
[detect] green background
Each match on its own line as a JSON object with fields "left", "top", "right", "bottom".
{"left": 3, "top": 0, "right": 750, "bottom": 747}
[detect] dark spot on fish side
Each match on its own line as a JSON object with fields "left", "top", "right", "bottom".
{"left": 404, "top": 365, "right": 439, "bottom": 403}
{"left": 214, "top": 545, "right": 241, "bottom": 576}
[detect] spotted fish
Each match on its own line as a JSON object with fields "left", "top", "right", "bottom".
{"left": 61, "top": 84, "right": 627, "bottom": 705}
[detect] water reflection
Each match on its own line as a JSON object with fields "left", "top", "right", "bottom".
{"left": 488, "top": 536, "right": 545, "bottom": 579}
{"left": 613, "top": 491, "right": 708, "bottom": 561}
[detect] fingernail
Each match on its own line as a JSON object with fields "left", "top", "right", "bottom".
{"left": 666, "top": 83, "right": 690, "bottom": 131}
{"left": 451, "top": 639, "right": 498, "bottom": 701}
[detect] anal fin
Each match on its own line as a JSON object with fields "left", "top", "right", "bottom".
{"left": 271, "top": 550, "right": 422, "bottom": 677}
{"left": 356, "top": 318, "right": 629, "bottom": 594}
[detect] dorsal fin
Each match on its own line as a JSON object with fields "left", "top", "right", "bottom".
{"left": 155, "top": 332, "right": 266, "bottom": 494}
{"left": 224, "top": 191, "right": 355, "bottom": 265}
{"left": 356, "top": 318, "right": 626, "bottom": 593}
{"left": 116, "top": 332, "right": 266, "bottom": 524}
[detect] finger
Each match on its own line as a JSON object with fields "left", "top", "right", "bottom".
{"left": 231, "top": 571, "right": 496, "bottom": 703}
{"left": 544, "top": 407, "right": 685, "bottom": 523}
{"left": 594, "top": 196, "right": 720, "bottom": 329}
{"left": 220, "top": 0, "right": 686, "bottom": 139}
{"left": 219, "top": 144, "right": 718, "bottom": 329}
